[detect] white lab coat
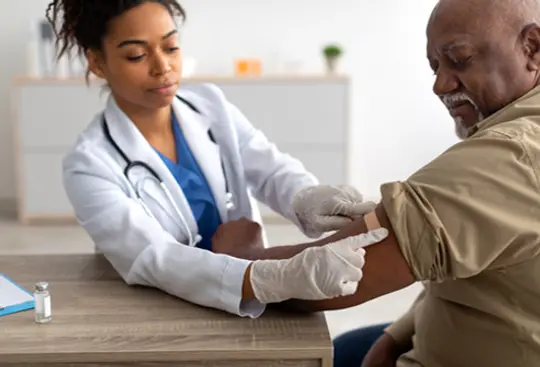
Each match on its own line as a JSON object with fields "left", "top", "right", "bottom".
{"left": 62, "top": 83, "right": 318, "bottom": 318}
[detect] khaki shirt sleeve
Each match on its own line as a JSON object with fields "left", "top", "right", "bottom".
{"left": 384, "top": 289, "right": 425, "bottom": 344}
{"left": 381, "top": 131, "right": 540, "bottom": 281}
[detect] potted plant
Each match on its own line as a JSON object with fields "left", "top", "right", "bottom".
{"left": 323, "top": 44, "right": 343, "bottom": 73}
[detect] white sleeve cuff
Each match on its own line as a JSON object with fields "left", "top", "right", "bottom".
{"left": 220, "top": 257, "right": 266, "bottom": 318}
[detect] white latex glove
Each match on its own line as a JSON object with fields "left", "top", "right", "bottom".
{"left": 249, "top": 228, "right": 388, "bottom": 304}
{"left": 293, "top": 184, "right": 377, "bottom": 238}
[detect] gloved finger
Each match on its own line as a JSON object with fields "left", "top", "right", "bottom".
{"left": 339, "top": 280, "right": 360, "bottom": 297}
{"left": 337, "top": 201, "right": 378, "bottom": 217}
{"left": 343, "top": 228, "right": 389, "bottom": 251}
{"left": 326, "top": 240, "right": 366, "bottom": 268}
{"left": 336, "top": 184, "right": 364, "bottom": 200}
{"left": 343, "top": 249, "right": 366, "bottom": 269}
{"left": 338, "top": 263, "right": 364, "bottom": 285}
{"left": 360, "top": 228, "right": 389, "bottom": 247}
{"left": 310, "top": 215, "right": 353, "bottom": 232}
{"left": 303, "top": 228, "right": 324, "bottom": 239}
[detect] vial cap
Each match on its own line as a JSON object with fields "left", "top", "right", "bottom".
{"left": 35, "top": 281, "right": 49, "bottom": 292}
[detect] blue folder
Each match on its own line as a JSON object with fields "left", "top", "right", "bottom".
{"left": 0, "top": 273, "right": 35, "bottom": 317}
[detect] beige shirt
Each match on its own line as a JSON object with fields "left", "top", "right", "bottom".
{"left": 380, "top": 86, "right": 540, "bottom": 367}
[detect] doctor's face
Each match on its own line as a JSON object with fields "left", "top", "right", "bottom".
{"left": 87, "top": 2, "right": 183, "bottom": 111}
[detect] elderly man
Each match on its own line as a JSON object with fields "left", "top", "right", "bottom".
{"left": 216, "top": 0, "right": 540, "bottom": 366}
{"left": 330, "top": 0, "right": 540, "bottom": 365}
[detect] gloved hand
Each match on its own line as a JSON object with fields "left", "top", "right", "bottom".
{"left": 249, "top": 228, "right": 388, "bottom": 304}
{"left": 293, "top": 184, "right": 377, "bottom": 238}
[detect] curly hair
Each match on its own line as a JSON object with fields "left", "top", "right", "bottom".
{"left": 45, "top": 0, "right": 186, "bottom": 81}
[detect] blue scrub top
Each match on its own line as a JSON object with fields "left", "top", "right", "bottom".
{"left": 155, "top": 113, "right": 222, "bottom": 251}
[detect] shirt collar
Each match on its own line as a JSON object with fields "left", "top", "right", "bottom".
{"left": 467, "top": 84, "right": 540, "bottom": 137}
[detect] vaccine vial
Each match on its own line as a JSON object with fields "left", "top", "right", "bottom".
{"left": 33, "top": 282, "right": 52, "bottom": 324}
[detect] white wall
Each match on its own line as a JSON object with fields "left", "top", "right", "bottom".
{"left": 0, "top": 0, "right": 456, "bottom": 202}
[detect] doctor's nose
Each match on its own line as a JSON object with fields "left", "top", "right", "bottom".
{"left": 150, "top": 53, "right": 172, "bottom": 76}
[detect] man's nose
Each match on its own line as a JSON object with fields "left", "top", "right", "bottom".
{"left": 432, "top": 68, "right": 459, "bottom": 96}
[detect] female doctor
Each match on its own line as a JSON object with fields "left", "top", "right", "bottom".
{"left": 46, "top": 0, "right": 384, "bottom": 317}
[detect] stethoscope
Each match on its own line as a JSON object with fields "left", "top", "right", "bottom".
{"left": 102, "top": 95, "right": 235, "bottom": 247}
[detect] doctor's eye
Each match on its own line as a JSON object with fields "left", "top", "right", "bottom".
{"left": 127, "top": 55, "right": 145, "bottom": 62}
{"left": 166, "top": 47, "right": 179, "bottom": 53}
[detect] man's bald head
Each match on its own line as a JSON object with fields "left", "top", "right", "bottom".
{"left": 430, "top": 0, "right": 540, "bottom": 35}
{"left": 427, "top": 0, "right": 540, "bottom": 139}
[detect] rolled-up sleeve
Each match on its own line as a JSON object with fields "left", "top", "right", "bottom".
{"left": 380, "top": 131, "right": 540, "bottom": 282}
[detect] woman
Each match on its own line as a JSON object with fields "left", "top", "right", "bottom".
{"left": 45, "top": 0, "right": 382, "bottom": 317}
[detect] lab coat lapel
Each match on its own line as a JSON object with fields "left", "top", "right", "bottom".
{"left": 103, "top": 95, "right": 198, "bottom": 235}
{"left": 172, "top": 97, "right": 229, "bottom": 222}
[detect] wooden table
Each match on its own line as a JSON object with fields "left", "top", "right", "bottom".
{"left": 0, "top": 254, "right": 333, "bottom": 366}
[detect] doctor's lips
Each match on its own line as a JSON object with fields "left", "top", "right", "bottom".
{"left": 148, "top": 82, "right": 178, "bottom": 95}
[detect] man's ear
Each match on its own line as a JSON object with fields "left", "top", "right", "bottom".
{"left": 521, "top": 23, "right": 540, "bottom": 71}
{"left": 86, "top": 49, "right": 106, "bottom": 79}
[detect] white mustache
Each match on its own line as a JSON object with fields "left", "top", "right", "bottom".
{"left": 441, "top": 92, "right": 478, "bottom": 110}
{"left": 440, "top": 92, "right": 485, "bottom": 140}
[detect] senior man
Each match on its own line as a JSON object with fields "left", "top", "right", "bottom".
{"left": 333, "top": 0, "right": 540, "bottom": 365}
{"left": 215, "top": 0, "right": 540, "bottom": 366}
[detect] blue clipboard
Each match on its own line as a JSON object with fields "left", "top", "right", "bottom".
{"left": 0, "top": 273, "right": 35, "bottom": 317}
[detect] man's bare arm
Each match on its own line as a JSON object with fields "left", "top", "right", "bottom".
{"left": 224, "top": 202, "right": 416, "bottom": 311}
{"left": 272, "top": 203, "right": 416, "bottom": 312}
{"left": 286, "top": 204, "right": 414, "bottom": 311}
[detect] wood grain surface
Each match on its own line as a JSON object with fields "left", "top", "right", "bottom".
{"left": 0, "top": 254, "right": 332, "bottom": 366}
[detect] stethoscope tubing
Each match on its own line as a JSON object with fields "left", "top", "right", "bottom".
{"left": 101, "top": 96, "right": 235, "bottom": 246}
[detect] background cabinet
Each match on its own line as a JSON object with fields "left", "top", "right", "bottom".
{"left": 13, "top": 75, "right": 350, "bottom": 224}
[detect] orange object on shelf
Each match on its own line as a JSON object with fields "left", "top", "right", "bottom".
{"left": 234, "top": 59, "right": 262, "bottom": 76}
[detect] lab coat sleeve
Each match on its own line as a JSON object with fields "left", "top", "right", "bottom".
{"left": 225, "top": 95, "right": 319, "bottom": 225}
{"left": 62, "top": 144, "right": 266, "bottom": 318}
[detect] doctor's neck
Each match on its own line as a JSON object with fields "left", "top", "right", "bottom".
{"left": 115, "top": 96, "right": 174, "bottom": 138}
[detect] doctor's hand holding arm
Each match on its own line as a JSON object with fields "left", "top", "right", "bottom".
{"left": 209, "top": 217, "right": 391, "bottom": 303}
{"left": 225, "top": 204, "right": 416, "bottom": 312}
{"left": 242, "top": 228, "right": 389, "bottom": 304}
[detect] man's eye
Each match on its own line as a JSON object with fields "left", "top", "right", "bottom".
{"left": 452, "top": 56, "right": 472, "bottom": 68}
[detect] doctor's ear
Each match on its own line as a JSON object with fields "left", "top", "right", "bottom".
{"left": 86, "top": 49, "right": 106, "bottom": 79}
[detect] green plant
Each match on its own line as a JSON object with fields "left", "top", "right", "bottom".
{"left": 323, "top": 44, "right": 343, "bottom": 59}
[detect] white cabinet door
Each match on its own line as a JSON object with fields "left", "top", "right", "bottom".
{"left": 17, "top": 84, "right": 104, "bottom": 149}
{"left": 19, "top": 152, "right": 73, "bottom": 217}
{"left": 217, "top": 82, "right": 348, "bottom": 145}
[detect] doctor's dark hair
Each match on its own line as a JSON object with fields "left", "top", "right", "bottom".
{"left": 45, "top": 0, "right": 186, "bottom": 80}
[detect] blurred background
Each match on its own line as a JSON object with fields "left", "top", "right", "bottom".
{"left": 0, "top": 0, "right": 452, "bottom": 337}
